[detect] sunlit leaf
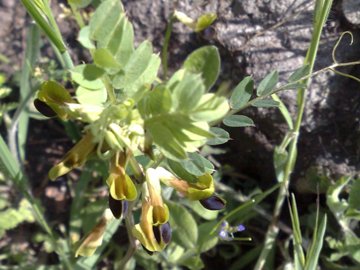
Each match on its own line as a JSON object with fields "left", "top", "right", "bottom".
{"left": 138, "top": 85, "right": 172, "bottom": 117}
{"left": 191, "top": 93, "right": 229, "bottom": 122}
{"left": 112, "top": 41, "right": 154, "bottom": 91}
{"left": 169, "top": 72, "right": 205, "bottom": 112}
{"left": 89, "top": 0, "right": 124, "bottom": 42}
{"left": 77, "top": 26, "right": 95, "bottom": 49}
{"left": 183, "top": 46, "right": 220, "bottom": 90}
{"left": 70, "top": 64, "right": 105, "bottom": 90}
{"left": 76, "top": 86, "right": 107, "bottom": 105}
{"left": 93, "top": 48, "right": 121, "bottom": 73}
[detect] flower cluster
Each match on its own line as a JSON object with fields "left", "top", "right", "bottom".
{"left": 35, "top": 81, "right": 226, "bottom": 255}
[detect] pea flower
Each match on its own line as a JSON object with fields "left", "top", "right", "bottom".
{"left": 35, "top": 80, "right": 103, "bottom": 122}
{"left": 155, "top": 167, "right": 226, "bottom": 210}
{"left": 34, "top": 80, "right": 75, "bottom": 120}
{"left": 49, "top": 132, "right": 97, "bottom": 180}
{"left": 75, "top": 209, "right": 114, "bottom": 257}
{"left": 106, "top": 153, "right": 137, "bottom": 203}
{"left": 132, "top": 168, "right": 171, "bottom": 253}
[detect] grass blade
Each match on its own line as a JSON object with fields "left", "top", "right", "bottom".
{"left": 305, "top": 214, "right": 327, "bottom": 270}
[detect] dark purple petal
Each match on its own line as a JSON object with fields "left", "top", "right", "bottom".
{"left": 153, "top": 223, "right": 172, "bottom": 245}
{"left": 160, "top": 222, "right": 172, "bottom": 244}
{"left": 199, "top": 195, "right": 226, "bottom": 210}
{"left": 153, "top": 225, "right": 161, "bottom": 244}
{"left": 34, "top": 99, "right": 56, "bottom": 117}
{"left": 108, "top": 194, "right": 122, "bottom": 219}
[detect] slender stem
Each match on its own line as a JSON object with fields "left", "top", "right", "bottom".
{"left": 116, "top": 202, "right": 137, "bottom": 270}
{"left": 62, "top": 51, "right": 74, "bottom": 70}
{"left": 103, "top": 75, "right": 117, "bottom": 103}
{"left": 223, "top": 60, "right": 360, "bottom": 123}
{"left": 161, "top": 14, "right": 175, "bottom": 79}
{"left": 254, "top": 1, "right": 333, "bottom": 269}
{"left": 216, "top": 182, "right": 292, "bottom": 234}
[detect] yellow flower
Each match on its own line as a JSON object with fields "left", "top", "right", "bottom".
{"left": 75, "top": 209, "right": 113, "bottom": 257}
{"left": 132, "top": 201, "right": 171, "bottom": 253}
{"left": 132, "top": 168, "right": 171, "bottom": 252}
{"left": 49, "top": 132, "right": 96, "bottom": 180}
{"left": 156, "top": 167, "right": 226, "bottom": 210}
{"left": 144, "top": 168, "right": 169, "bottom": 225}
{"left": 156, "top": 167, "right": 214, "bottom": 200}
{"left": 35, "top": 81, "right": 76, "bottom": 120}
{"left": 106, "top": 154, "right": 137, "bottom": 201}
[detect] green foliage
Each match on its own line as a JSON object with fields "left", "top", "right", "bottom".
{"left": 183, "top": 46, "right": 220, "bottom": 90}
{"left": 326, "top": 177, "right": 360, "bottom": 265}
{"left": 12, "top": 0, "right": 360, "bottom": 269}
{"left": 230, "top": 76, "right": 253, "bottom": 110}
{"left": 0, "top": 198, "right": 35, "bottom": 237}
{"left": 288, "top": 194, "right": 327, "bottom": 270}
{"left": 207, "top": 127, "right": 230, "bottom": 145}
{"left": 168, "top": 201, "right": 198, "bottom": 249}
{"left": 223, "top": 115, "right": 255, "bottom": 128}
{"left": 256, "top": 71, "right": 279, "bottom": 96}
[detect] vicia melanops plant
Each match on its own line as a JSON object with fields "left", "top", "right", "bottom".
{"left": 20, "top": 0, "right": 360, "bottom": 268}
{"left": 33, "top": 0, "right": 229, "bottom": 256}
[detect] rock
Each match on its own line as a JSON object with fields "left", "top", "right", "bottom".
{"left": 120, "top": 0, "right": 360, "bottom": 183}
{"left": 342, "top": 0, "right": 360, "bottom": 26}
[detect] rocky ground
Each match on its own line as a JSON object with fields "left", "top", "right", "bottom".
{"left": 0, "top": 0, "right": 360, "bottom": 267}
{"left": 119, "top": 0, "right": 360, "bottom": 191}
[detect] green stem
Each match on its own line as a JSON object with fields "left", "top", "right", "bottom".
{"left": 21, "top": 0, "right": 75, "bottom": 70}
{"left": 116, "top": 202, "right": 137, "bottom": 270}
{"left": 103, "top": 75, "right": 117, "bottom": 103}
{"left": 161, "top": 14, "right": 175, "bottom": 79}
{"left": 254, "top": 1, "right": 333, "bottom": 269}
{"left": 61, "top": 51, "right": 75, "bottom": 69}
